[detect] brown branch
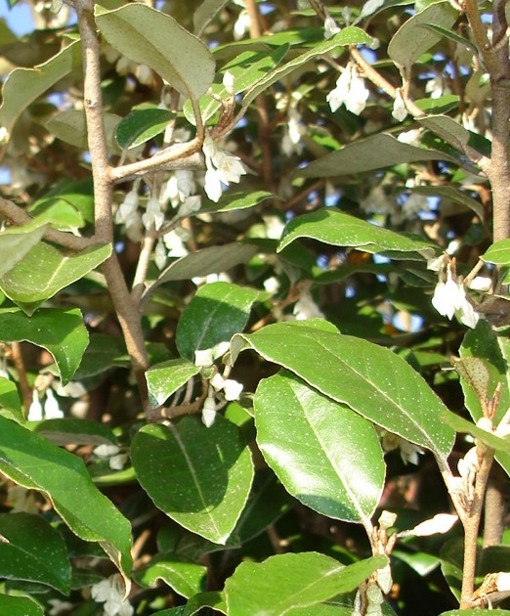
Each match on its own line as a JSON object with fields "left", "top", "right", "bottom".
{"left": 0, "top": 197, "right": 93, "bottom": 251}
{"left": 75, "top": 0, "right": 150, "bottom": 410}
{"left": 10, "top": 342, "right": 32, "bottom": 413}
{"left": 460, "top": 449, "right": 495, "bottom": 608}
{"left": 111, "top": 145, "right": 203, "bottom": 183}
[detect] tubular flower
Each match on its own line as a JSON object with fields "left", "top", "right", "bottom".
{"left": 327, "top": 63, "right": 369, "bottom": 115}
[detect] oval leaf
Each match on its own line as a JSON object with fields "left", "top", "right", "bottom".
{"left": 131, "top": 416, "right": 254, "bottom": 544}
{"left": 145, "top": 358, "right": 200, "bottom": 407}
{"left": 278, "top": 208, "right": 436, "bottom": 260}
{"left": 0, "top": 416, "right": 132, "bottom": 583}
{"left": 232, "top": 322, "right": 455, "bottom": 458}
{"left": 95, "top": 3, "right": 215, "bottom": 100}
{"left": 0, "top": 308, "right": 88, "bottom": 384}
{"left": 482, "top": 239, "right": 510, "bottom": 265}
{"left": 0, "top": 242, "right": 111, "bottom": 315}
{"left": 0, "top": 223, "right": 46, "bottom": 278}
{"left": 176, "top": 282, "right": 261, "bottom": 359}
{"left": 294, "top": 134, "right": 457, "bottom": 178}
{"left": 0, "top": 512, "right": 70, "bottom": 593}
{"left": 116, "top": 106, "right": 174, "bottom": 150}
{"left": 134, "top": 554, "right": 207, "bottom": 599}
{"left": 0, "top": 594, "right": 44, "bottom": 616}
{"left": 255, "top": 371, "right": 385, "bottom": 524}
{"left": 224, "top": 552, "right": 388, "bottom": 616}
{"left": 388, "top": 2, "right": 458, "bottom": 67}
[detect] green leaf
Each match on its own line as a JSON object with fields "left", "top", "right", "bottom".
{"left": 144, "top": 243, "right": 258, "bottom": 297}
{"left": 388, "top": 2, "right": 458, "bottom": 66}
{"left": 0, "top": 594, "right": 43, "bottom": 616}
{"left": 29, "top": 178, "right": 95, "bottom": 224}
{"left": 0, "top": 512, "right": 70, "bottom": 593}
{"left": 411, "top": 185, "right": 483, "bottom": 218}
{"left": 0, "top": 223, "right": 46, "bottom": 278}
{"left": 116, "top": 106, "right": 174, "bottom": 150}
{"left": 0, "top": 40, "right": 81, "bottom": 139}
{"left": 34, "top": 418, "right": 117, "bottom": 447}
{"left": 176, "top": 282, "right": 261, "bottom": 360}
{"left": 0, "top": 308, "right": 88, "bottom": 384}
{"left": 231, "top": 469, "right": 292, "bottom": 544}
{"left": 193, "top": 0, "right": 230, "bottom": 36}
{"left": 201, "top": 190, "right": 275, "bottom": 214}
{"left": 294, "top": 133, "right": 458, "bottom": 178}
{"left": 232, "top": 323, "right": 455, "bottom": 458}
{"left": 95, "top": 3, "right": 215, "bottom": 100}
{"left": 184, "top": 46, "right": 289, "bottom": 125}
{"left": 183, "top": 591, "right": 227, "bottom": 616}
{"left": 145, "top": 358, "right": 200, "bottom": 407}
{"left": 44, "top": 110, "right": 122, "bottom": 151}
{"left": 278, "top": 208, "right": 436, "bottom": 260}
{"left": 254, "top": 371, "right": 385, "bottom": 524}
{"left": 482, "top": 239, "right": 510, "bottom": 265}
{"left": 240, "top": 28, "right": 372, "bottom": 115}
{"left": 0, "top": 242, "right": 111, "bottom": 314}
{"left": 440, "top": 409, "right": 510, "bottom": 454}
{"left": 134, "top": 554, "right": 207, "bottom": 598}
{"left": 224, "top": 552, "right": 388, "bottom": 616}
{"left": 0, "top": 416, "right": 132, "bottom": 583}
{"left": 0, "top": 377, "right": 22, "bottom": 422}
{"left": 72, "top": 333, "right": 130, "bottom": 380}
{"left": 131, "top": 416, "right": 254, "bottom": 544}
{"left": 459, "top": 320, "right": 510, "bottom": 424}
{"left": 440, "top": 608, "right": 510, "bottom": 616}
{"left": 26, "top": 199, "right": 85, "bottom": 232}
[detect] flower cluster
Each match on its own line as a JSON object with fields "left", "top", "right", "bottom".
{"left": 194, "top": 342, "right": 243, "bottom": 428}
{"left": 91, "top": 575, "right": 133, "bottom": 616}
{"left": 327, "top": 62, "right": 369, "bottom": 115}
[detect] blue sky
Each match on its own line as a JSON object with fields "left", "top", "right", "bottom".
{"left": 0, "top": 1, "right": 34, "bottom": 36}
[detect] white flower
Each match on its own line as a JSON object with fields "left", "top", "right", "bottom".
{"left": 94, "top": 444, "right": 120, "bottom": 458}
{"left": 109, "top": 453, "right": 128, "bottom": 470}
{"left": 400, "top": 513, "right": 458, "bottom": 538}
{"left": 44, "top": 388, "right": 64, "bottom": 419}
{"left": 223, "top": 70, "right": 235, "bottom": 94}
{"left": 164, "top": 170, "right": 196, "bottom": 207}
{"left": 142, "top": 195, "right": 165, "bottom": 230}
{"left": 397, "top": 129, "right": 423, "bottom": 145}
{"left": 496, "top": 572, "right": 510, "bottom": 592}
{"left": 425, "top": 75, "right": 451, "bottom": 99}
{"left": 223, "top": 379, "right": 243, "bottom": 401}
{"left": 154, "top": 239, "right": 167, "bottom": 270}
{"left": 468, "top": 276, "right": 492, "bottom": 292}
{"left": 91, "top": 575, "right": 133, "bottom": 616}
{"left": 178, "top": 195, "right": 202, "bottom": 218}
{"left": 264, "top": 276, "right": 280, "bottom": 294}
{"left": 27, "top": 390, "right": 43, "bottom": 421}
{"left": 0, "top": 126, "right": 9, "bottom": 144}
{"left": 327, "top": 63, "right": 369, "bottom": 115}
{"left": 202, "top": 136, "right": 247, "bottom": 202}
{"left": 294, "top": 289, "right": 325, "bottom": 320}
{"left": 194, "top": 349, "right": 214, "bottom": 367}
{"left": 233, "top": 9, "right": 250, "bottom": 40}
{"left": 202, "top": 397, "right": 217, "bottom": 428}
{"left": 163, "top": 229, "right": 189, "bottom": 257}
{"left": 324, "top": 15, "right": 340, "bottom": 39}
{"left": 115, "top": 190, "right": 139, "bottom": 225}
{"left": 432, "top": 267, "right": 479, "bottom": 327}
{"left": 392, "top": 90, "right": 408, "bottom": 122}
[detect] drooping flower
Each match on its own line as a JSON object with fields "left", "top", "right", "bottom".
{"left": 43, "top": 388, "right": 64, "bottom": 419}
{"left": 27, "top": 390, "right": 43, "bottom": 421}
{"left": 91, "top": 575, "right": 133, "bottom": 616}
{"left": 142, "top": 195, "right": 165, "bottom": 231}
{"left": 201, "top": 396, "right": 217, "bottom": 428}
{"left": 327, "top": 63, "right": 369, "bottom": 115}
{"left": 392, "top": 89, "right": 408, "bottom": 122}
{"left": 432, "top": 265, "right": 479, "bottom": 328}
{"left": 202, "top": 136, "right": 247, "bottom": 202}
{"left": 324, "top": 14, "right": 341, "bottom": 39}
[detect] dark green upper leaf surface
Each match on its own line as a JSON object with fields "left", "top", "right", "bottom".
{"left": 0, "top": 416, "right": 132, "bottom": 581}
{"left": 0, "top": 512, "right": 70, "bottom": 594}
{"left": 176, "top": 281, "right": 261, "bottom": 359}
{"left": 116, "top": 106, "right": 174, "bottom": 150}
{"left": 131, "top": 416, "right": 254, "bottom": 545}
{"left": 278, "top": 209, "right": 436, "bottom": 260}
{"left": 255, "top": 372, "right": 385, "bottom": 523}
{"left": 232, "top": 323, "right": 454, "bottom": 458}
{"left": 0, "top": 308, "right": 88, "bottom": 384}
{"left": 134, "top": 554, "right": 207, "bottom": 599}
{"left": 145, "top": 358, "right": 200, "bottom": 407}
{"left": 95, "top": 3, "right": 215, "bottom": 100}
{"left": 0, "top": 377, "right": 22, "bottom": 422}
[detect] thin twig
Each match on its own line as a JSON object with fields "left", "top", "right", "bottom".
{"left": 10, "top": 342, "right": 32, "bottom": 413}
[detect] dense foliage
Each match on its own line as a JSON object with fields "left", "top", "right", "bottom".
{"left": 0, "top": 0, "right": 510, "bottom": 614}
